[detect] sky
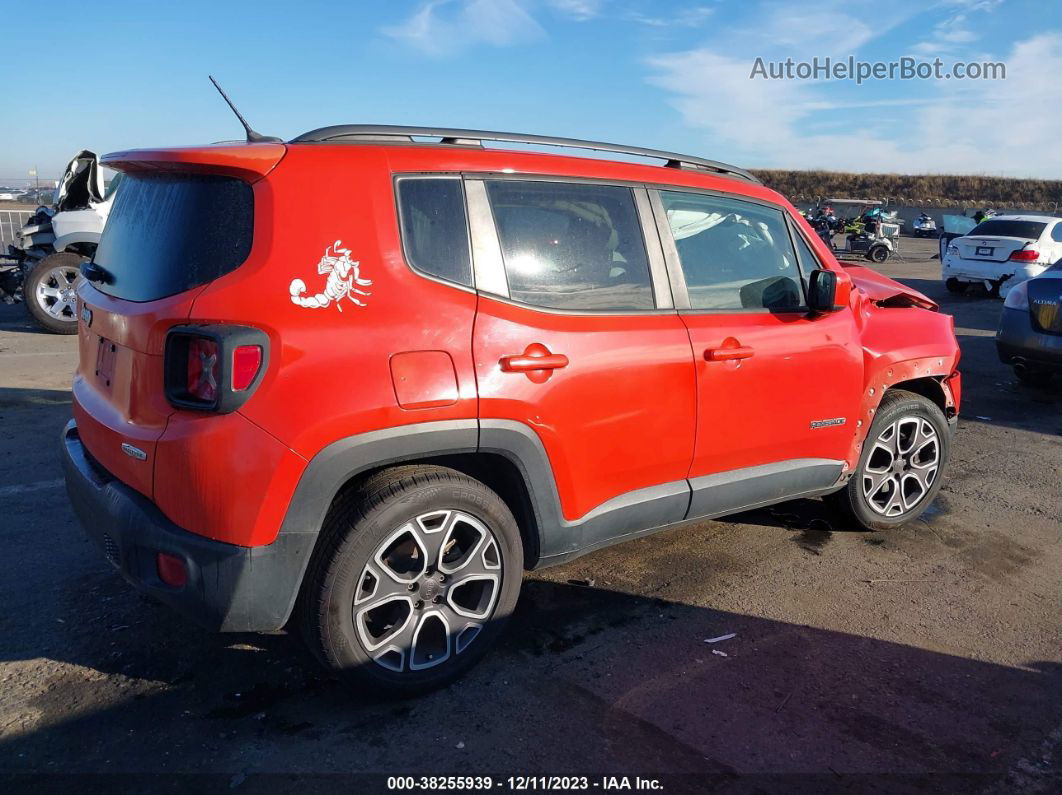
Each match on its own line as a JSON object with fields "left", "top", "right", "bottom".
{"left": 2, "top": 0, "right": 1060, "bottom": 185}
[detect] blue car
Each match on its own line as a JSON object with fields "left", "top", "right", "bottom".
{"left": 996, "top": 261, "right": 1062, "bottom": 385}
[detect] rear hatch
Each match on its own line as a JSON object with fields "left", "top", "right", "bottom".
{"left": 1027, "top": 275, "right": 1062, "bottom": 336}
{"left": 954, "top": 219, "right": 1046, "bottom": 263}
{"left": 73, "top": 144, "right": 284, "bottom": 499}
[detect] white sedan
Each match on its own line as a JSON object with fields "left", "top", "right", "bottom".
{"left": 942, "top": 214, "right": 1062, "bottom": 296}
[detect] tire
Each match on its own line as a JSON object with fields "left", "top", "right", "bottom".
{"left": 1014, "top": 365, "right": 1053, "bottom": 387}
{"left": 868, "top": 245, "right": 889, "bottom": 263}
{"left": 945, "top": 277, "right": 967, "bottom": 295}
{"left": 828, "top": 390, "right": 950, "bottom": 532}
{"left": 299, "top": 465, "right": 524, "bottom": 697}
{"left": 24, "top": 252, "right": 83, "bottom": 334}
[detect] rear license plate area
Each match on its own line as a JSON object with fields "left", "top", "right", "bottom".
{"left": 976, "top": 246, "right": 994, "bottom": 256}
{"left": 95, "top": 337, "right": 117, "bottom": 389}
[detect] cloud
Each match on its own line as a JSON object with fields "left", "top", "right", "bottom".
{"left": 646, "top": 32, "right": 1062, "bottom": 177}
{"left": 622, "top": 6, "right": 714, "bottom": 28}
{"left": 909, "top": 0, "right": 1001, "bottom": 57}
{"left": 546, "top": 0, "right": 604, "bottom": 21}
{"left": 382, "top": 0, "right": 544, "bottom": 56}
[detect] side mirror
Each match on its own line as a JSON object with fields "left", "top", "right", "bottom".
{"left": 808, "top": 269, "right": 838, "bottom": 313}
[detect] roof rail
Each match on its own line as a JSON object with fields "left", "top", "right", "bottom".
{"left": 289, "top": 125, "right": 761, "bottom": 184}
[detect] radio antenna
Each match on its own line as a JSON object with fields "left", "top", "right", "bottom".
{"left": 208, "top": 76, "right": 282, "bottom": 143}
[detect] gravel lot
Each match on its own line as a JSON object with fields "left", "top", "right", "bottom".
{"left": 1, "top": 237, "right": 1059, "bottom": 792}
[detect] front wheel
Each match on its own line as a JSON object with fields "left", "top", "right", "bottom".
{"left": 25, "top": 252, "right": 83, "bottom": 334}
{"left": 868, "top": 244, "right": 890, "bottom": 263}
{"left": 300, "top": 465, "right": 523, "bottom": 697}
{"left": 828, "top": 390, "right": 950, "bottom": 532}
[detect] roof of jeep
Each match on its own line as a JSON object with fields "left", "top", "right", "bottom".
{"left": 100, "top": 129, "right": 793, "bottom": 208}
{"left": 289, "top": 125, "right": 761, "bottom": 184}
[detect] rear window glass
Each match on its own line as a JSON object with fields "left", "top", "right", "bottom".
{"left": 92, "top": 173, "right": 253, "bottom": 302}
{"left": 969, "top": 219, "right": 1046, "bottom": 239}
{"left": 396, "top": 178, "right": 472, "bottom": 287}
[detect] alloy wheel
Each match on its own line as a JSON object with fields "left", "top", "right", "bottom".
{"left": 35, "top": 265, "right": 81, "bottom": 321}
{"left": 353, "top": 510, "right": 502, "bottom": 673}
{"left": 862, "top": 416, "right": 940, "bottom": 517}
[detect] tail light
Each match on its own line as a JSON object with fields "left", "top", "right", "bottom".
{"left": 232, "top": 344, "right": 263, "bottom": 391}
{"left": 186, "top": 338, "right": 219, "bottom": 403}
{"left": 1009, "top": 249, "right": 1040, "bottom": 262}
{"left": 164, "top": 325, "right": 269, "bottom": 412}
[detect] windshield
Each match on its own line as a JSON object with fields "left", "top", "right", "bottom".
{"left": 969, "top": 219, "right": 1046, "bottom": 239}
{"left": 92, "top": 173, "right": 253, "bottom": 302}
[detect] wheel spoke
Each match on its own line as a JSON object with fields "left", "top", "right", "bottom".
{"left": 881, "top": 476, "right": 905, "bottom": 516}
{"left": 373, "top": 521, "right": 429, "bottom": 584}
{"left": 900, "top": 473, "right": 927, "bottom": 510}
{"left": 409, "top": 611, "right": 452, "bottom": 670}
{"left": 413, "top": 510, "right": 456, "bottom": 571}
{"left": 878, "top": 422, "right": 900, "bottom": 456}
{"left": 438, "top": 514, "right": 494, "bottom": 576}
{"left": 354, "top": 593, "right": 415, "bottom": 653}
{"left": 37, "top": 286, "right": 60, "bottom": 299}
{"left": 356, "top": 561, "right": 414, "bottom": 607}
{"left": 862, "top": 467, "right": 893, "bottom": 497}
{"left": 895, "top": 418, "right": 921, "bottom": 456}
{"left": 446, "top": 574, "right": 500, "bottom": 620}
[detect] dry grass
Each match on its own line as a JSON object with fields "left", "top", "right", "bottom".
{"left": 752, "top": 169, "right": 1062, "bottom": 211}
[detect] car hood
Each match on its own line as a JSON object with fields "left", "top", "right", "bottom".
{"left": 843, "top": 264, "right": 938, "bottom": 310}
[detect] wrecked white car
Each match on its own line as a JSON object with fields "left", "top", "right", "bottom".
{"left": 2, "top": 151, "right": 119, "bottom": 333}
{"left": 943, "top": 214, "right": 1062, "bottom": 297}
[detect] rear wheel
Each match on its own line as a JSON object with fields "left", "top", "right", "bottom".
{"left": 828, "top": 390, "right": 949, "bottom": 532}
{"left": 300, "top": 465, "right": 523, "bottom": 697}
{"left": 868, "top": 244, "right": 890, "bottom": 263}
{"left": 25, "top": 252, "right": 83, "bottom": 334}
{"left": 945, "top": 277, "right": 967, "bottom": 295}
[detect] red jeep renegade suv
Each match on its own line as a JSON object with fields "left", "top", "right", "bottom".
{"left": 62, "top": 126, "right": 961, "bottom": 694}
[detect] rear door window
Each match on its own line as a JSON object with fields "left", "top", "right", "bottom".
{"left": 660, "top": 191, "right": 804, "bottom": 311}
{"left": 485, "top": 180, "right": 655, "bottom": 311}
{"left": 969, "top": 219, "right": 1046, "bottom": 239}
{"left": 92, "top": 173, "right": 253, "bottom": 302}
{"left": 396, "top": 177, "right": 472, "bottom": 287}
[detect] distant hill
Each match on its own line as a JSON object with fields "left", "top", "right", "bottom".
{"left": 751, "top": 169, "right": 1062, "bottom": 212}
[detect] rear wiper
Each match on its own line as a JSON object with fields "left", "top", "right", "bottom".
{"left": 80, "top": 262, "right": 112, "bottom": 284}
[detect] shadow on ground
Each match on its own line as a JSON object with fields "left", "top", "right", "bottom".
{"left": 0, "top": 576, "right": 1059, "bottom": 791}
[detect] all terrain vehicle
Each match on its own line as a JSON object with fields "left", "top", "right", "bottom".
{"left": 62, "top": 124, "right": 961, "bottom": 695}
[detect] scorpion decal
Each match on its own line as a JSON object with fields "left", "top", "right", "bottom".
{"left": 289, "top": 240, "right": 372, "bottom": 312}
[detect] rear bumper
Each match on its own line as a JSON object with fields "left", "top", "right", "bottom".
{"left": 943, "top": 259, "right": 1047, "bottom": 285}
{"left": 61, "top": 420, "right": 314, "bottom": 632}
{"left": 996, "top": 307, "right": 1062, "bottom": 371}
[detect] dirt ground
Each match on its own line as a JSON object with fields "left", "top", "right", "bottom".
{"left": 0, "top": 237, "right": 1059, "bottom": 793}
